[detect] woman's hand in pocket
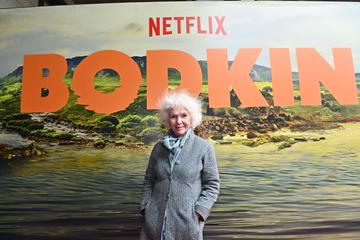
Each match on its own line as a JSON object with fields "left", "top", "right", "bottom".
{"left": 195, "top": 212, "right": 203, "bottom": 222}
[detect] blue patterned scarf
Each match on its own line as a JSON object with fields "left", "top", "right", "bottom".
{"left": 162, "top": 128, "right": 192, "bottom": 172}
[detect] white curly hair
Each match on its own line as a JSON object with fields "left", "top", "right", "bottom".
{"left": 158, "top": 91, "right": 202, "bottom": 128}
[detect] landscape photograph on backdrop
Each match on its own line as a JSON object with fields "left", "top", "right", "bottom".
{"left": 1, "top": 1, "right": 360, "bottom": 239}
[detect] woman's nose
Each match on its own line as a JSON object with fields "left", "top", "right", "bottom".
{"left": 176, "top": 117, "right": 181, "bottom": 123}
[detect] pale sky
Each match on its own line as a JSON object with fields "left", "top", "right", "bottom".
{"left": 1, "top": 1, "right": 360, "bottom": 77}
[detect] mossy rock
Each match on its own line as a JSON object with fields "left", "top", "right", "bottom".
{"left": 213, "top": 108, "right": 227, "bottom": 117}
{"left": 74, "top": 122, "right": 94, "bottom": 130}
{"left": 95, "top": 121, "right": 117, "bottom": 133}
{"left": 278, "top": 141, "right": 296, "bottom": 150}
{"left": 100, "top": 115, "right": 119, "bottom": 126}
{"left": 29, "top": 129, "right": 74, "bottom": 140}
{"left": 226, "top": 107, "right": 240, "bottom": 116}
{"left": 115, "top": 140, "right": 126, "bottom": 146}
{"left": 124, "top": 135, "right": 139, "bottom": 143}
{"left": 4, "top": 119, "right": 44, "bottom": 131}
{"left": 117, "top": 134, "right": 125, "bottom": 139}
{"left": 211, "top": 135, "right": 224, "bottom": 140}
{"left": 117, "top": 115, "right": 144, "bottom": 134}
{"left": 94, "top": 139, "right": 106, "bottom": 148}
{"left": 27, "top": 122, "right": 45, "bottom": 131}
{"left": 138, "top": 127, "right": 162, "bottom": 144}
{"left": 3, "top": 119, "right": 26, "bottom": 127}
{"left": 247, "top": 132, "right": 257, "bottom": 139}
{"left": 0, "top": 143, "right": 45, "bottom": 160}
{"left": 51, "top": 132, "right": 75, "bottom": 141}
{"left": 6, "top": 125, "right": 30, "bottom": 137}
{"left": 9, "top": 119, "right": 33, "bottom": 127}
{"left": 294, "top": 137, "right": 307, "bottom": 142}
{"left": 119, "top": 115, "right": 142, "bottom": 128}
{"left": 241, "top": 137, "right": 269, "bottom": 147}
{"left": 311, "top": 137, "right": 326, "bottom": 141}
{"left": 5, "top": 113, "right": 31, "bottom": 121}
{"left": 270, "top": 135, "right": 290, "bottom": 143}
{"left": 27, "top": 143, "right": 45, "bottom": 156}
{"left": 141, "top": 115, "right": 160, "bottom": 127}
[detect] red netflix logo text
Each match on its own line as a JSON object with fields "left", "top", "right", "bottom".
{"left": 148, "top": 16, "right": 227, "bottom": 37}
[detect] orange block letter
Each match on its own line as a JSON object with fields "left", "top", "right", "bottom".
{"left": 146, "top": 50, "right": 202, "bottom": 109}
{"left": 21, "top": 54, "right": 69, "bottom": 112}
{"left": 297, "top": 48, "right": 358, "bottom": 106}
{"left": 207, "top": 48, "right": 268, "bottom": 108}
{"left": 270, "top": 48, "right": 295, "bottom": 106}
{"left": 71, "top": 50, "right": 142, "bottom": 113}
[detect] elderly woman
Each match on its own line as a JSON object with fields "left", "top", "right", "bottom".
{"left": 139, "top": 91, "right": 220, "bottom": 240}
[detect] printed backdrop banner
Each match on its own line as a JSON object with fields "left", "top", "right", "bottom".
{"left": 1, "top": 1, "right": 360, "bottom": 239}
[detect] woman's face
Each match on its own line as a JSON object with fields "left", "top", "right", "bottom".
{"left": 168, "top": 106, "right": 192, "bottom": 137}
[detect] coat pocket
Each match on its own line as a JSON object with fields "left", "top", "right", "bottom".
{"left": 140, "top": 199, "right": 151, "bottom": 216}
{"left": 144, "top": 200, "right": 158, "bottom": 238}
{"left": 191, "top": 204, "right": 201, "bottom": 238}
{"left": 144, "top": 199, "right": 152, "bottom": 211}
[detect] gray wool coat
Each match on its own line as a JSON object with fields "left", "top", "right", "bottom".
{"left": 138, "top": 131, "right": 220, "bottom": 240}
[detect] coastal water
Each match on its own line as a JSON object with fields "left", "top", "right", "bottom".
{"left": 1, "top": 123, "right": 360, "bottom": 240}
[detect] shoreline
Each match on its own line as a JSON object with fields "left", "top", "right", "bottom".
{"left": 2, "top": 121, "right": 359, "bottom": 161}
